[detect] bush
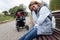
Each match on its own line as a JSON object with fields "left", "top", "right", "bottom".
{"left": 50, "top": 0, "right": 60, "bottom": 11}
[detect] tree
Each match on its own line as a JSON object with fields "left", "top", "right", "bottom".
{"left": 2, "top": 11, "right": 8, "bottom": 15}
{"left": 50, "top": 0, "right": 60, "bottom": 11}
{"left": 24, "top": 12, "right": 28, "bottom": 17}
{"left": 9, "top": 6, "right": 18, "bottom": 17}
{"left": 19, "top": 4, "right": 26, "bottom": 9}
{"left": 9, "top": 4, "right": 28, "bottom": 17}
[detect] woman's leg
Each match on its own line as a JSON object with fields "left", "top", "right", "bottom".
{"left": 19, "top": 27, "right": 37, "bottom": 40}
{"left": 24, "top": 28, "right": 37, "bottom": 40}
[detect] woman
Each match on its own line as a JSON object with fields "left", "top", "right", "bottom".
{"left": 19, "top": 1, "right": 53, "bottom": 40}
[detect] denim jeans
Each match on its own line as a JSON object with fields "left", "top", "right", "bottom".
{"left": 19, "top": 27, "right": 37, "bottom": 40}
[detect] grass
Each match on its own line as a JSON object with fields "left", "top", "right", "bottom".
{"left": 0, "top": 14, "right": 15, "bottom": 23}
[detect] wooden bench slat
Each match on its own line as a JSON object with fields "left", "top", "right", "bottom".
{"left": 54, "top": 32, "right": 60, "bottom": 38}
{"left": 39, "top": 36, "right": 43, "bottom": 40}
{"left": 55, "top": 34, "right": 60, "bottom": 38}
{"left": 54, "top": 30, "right": 60, "bottom": 35}
{"left": 52, "top": 33, "right": 59, "bottom": 40}
{"left": 34, "top": 29, "right": 60, "bottom": 40}
{"left": 53, "top": 35, "right": 60, "bottom": 40}
{"left": 49, "top": 35, "right": 57, "bottom": 40}
{"left": 42, "top": 36, "right": 47, "bottom": 40}
{"left": 46, "top": 36, "right": 52, "bottom": 40}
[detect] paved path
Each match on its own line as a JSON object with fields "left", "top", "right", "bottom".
{"left": 0, "top": 16, "right": 32, "bottom": 40}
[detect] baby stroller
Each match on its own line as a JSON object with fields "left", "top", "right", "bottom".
{"left": 16, "top": 9, "right": 29, "bottom": 32}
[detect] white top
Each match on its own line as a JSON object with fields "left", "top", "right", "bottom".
{"left": 32, "top": 6, "right": 53, "bottom": 35}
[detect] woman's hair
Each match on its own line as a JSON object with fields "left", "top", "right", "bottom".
{"left": 29, "top": 1, "right": 42, "bottom": 11}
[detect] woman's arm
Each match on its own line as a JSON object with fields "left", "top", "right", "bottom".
{"left": 34, "top": 6, "right": 51, "bottom": 26}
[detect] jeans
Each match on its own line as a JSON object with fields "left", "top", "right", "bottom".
{"left": 19, "top": 27, "right": 37, "bottom": 40}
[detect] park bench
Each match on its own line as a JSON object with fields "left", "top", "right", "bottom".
{"left": 35, "top": 28, "right": 60, "bottom": 40}
{"left": 34, "top": 10, "right": 60, "bottom": 40}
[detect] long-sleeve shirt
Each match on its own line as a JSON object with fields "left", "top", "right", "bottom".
{"left": 32, "top": 6, "right": 53, "bottom": 35}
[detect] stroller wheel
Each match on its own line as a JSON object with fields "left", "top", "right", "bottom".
{"left": 16, "top": 26, "right": 20, "bottom": 32}
{"left": 25, "top": 25, "right": 29, "bottom": 30}
{"left": 17, "top": 28, "right": 19, "bottom": 32}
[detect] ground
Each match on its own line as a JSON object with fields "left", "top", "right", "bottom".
{"left": 0, "top": 16, "right": 32, "bottom": 40}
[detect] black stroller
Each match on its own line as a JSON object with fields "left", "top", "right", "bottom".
{"left": 16, "top": 9, "right": 29, "bottom": 32}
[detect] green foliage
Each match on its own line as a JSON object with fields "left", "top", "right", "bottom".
{"left": 9, "top": 4, "right": 28, "bottom": 17}
{"left": 2, "top": 11, "right": 8, "bottom": 15}
{"left": 9, "top": 6, "right": 18, "bottom": 17}
{"left": 50, "top": 0, "right": 60, "bottom": 11}
{"left": 0, "top": 14, "right": 14, "bottom": 22}
{"left": 18, "top": 4, "right": 26, "bottom": 11}
{"left": 24, "top": 12, "right": 28, "bottom": 17}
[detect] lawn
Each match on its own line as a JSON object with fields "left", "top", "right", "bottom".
{"left": 0, "top": 14, "right": 15, "bottom": 22}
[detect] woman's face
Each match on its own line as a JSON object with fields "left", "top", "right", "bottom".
{"left": 30, "top": 4, "right": 39, "bottom": 11}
